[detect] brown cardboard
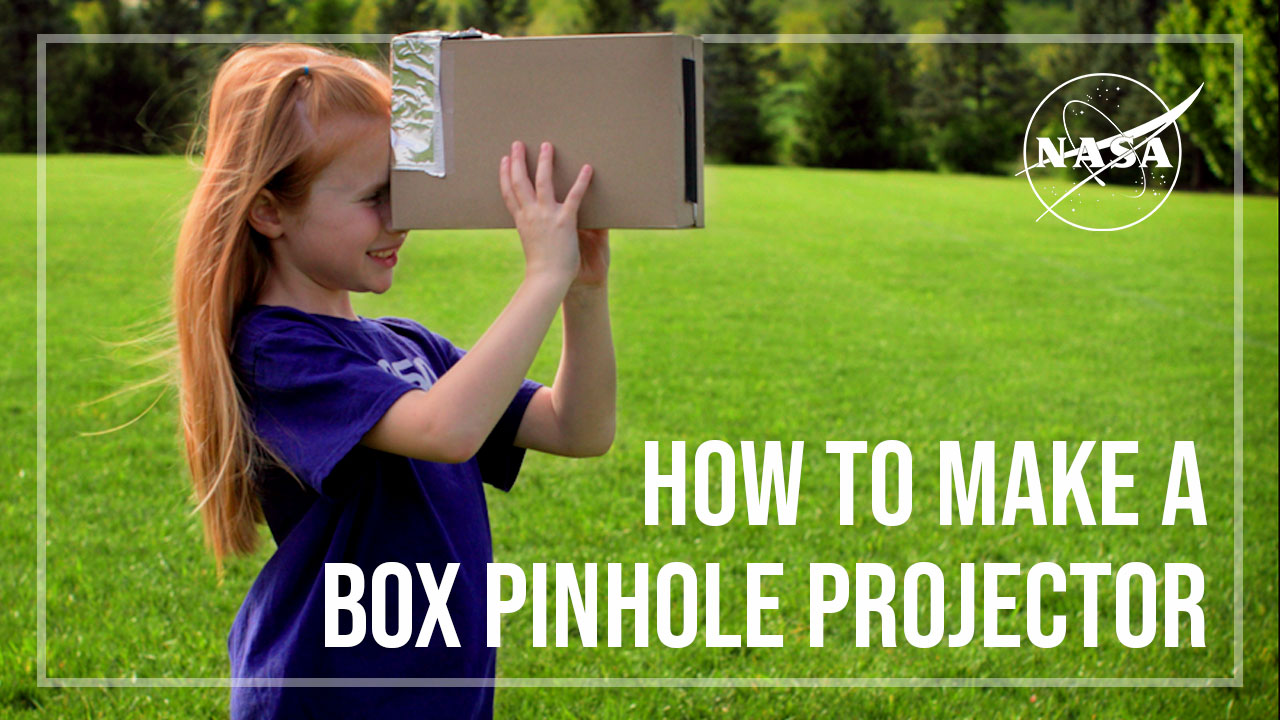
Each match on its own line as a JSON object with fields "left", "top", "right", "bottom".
{"left": 390, "top": 33, "right": 704, "bottom": 230}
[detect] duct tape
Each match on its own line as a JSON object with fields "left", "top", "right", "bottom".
{"left": 390, "top": 29, "right": 498, "bottom": 176}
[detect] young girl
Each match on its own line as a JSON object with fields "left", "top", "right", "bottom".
{"left": 173, "top": 44, "right": 615, "bottom": 718}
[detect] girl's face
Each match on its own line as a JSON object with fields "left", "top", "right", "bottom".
{"left": 260, "top": 114, "right": 407, "bottom": 317}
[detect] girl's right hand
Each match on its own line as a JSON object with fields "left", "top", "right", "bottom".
{"left": 498, "top": 140, "right": 593, "bottom": 286}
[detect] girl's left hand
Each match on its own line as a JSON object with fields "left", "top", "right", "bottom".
{"left": 572, "top": 229, "right": 610, "bottom": 290}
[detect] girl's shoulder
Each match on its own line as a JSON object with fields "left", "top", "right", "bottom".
{"left": 234, "top": 305, "right": 428, "bottom": 346}
{"left": 369, "top": 314, "right": 434, "bottom": 341}
{"left": 232, "top": 305, "right": 462, "bottom": 375}
{"left": 237, "top": 304, "right": 438, "bottom": 337}
{"left": 236, "top": 304, "right": 362, "bottom": 334}
{"left": 231, "top": 305, "right": 350, "bottom": 361}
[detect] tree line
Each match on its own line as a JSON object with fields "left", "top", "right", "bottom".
{"left": 1, "top": 0, "right": 1274, "bottom": 190}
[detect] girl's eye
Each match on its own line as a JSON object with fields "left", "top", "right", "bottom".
{"left": 364, "top": 188, "right": 387, "bottom": 204}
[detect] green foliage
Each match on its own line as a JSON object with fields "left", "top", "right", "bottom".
{"left": 458, "top": 0, "right": 530, "bottom": 34}
{"left": 577, "top": 0, "right": 628, "bottom": 32}
{"left": 796, "top": 48, "right": 895, "bottom": 168}
{"left": 376, "top": 0, "right": 445, "bottom": 33}
{"left": 4, "top": 0, "right": 1275, "bottom": 185}
{"left": 794, "top": 0, "right": 927, "bottom": 169}
{"left": 141, "top": 0, "right": 206, "bottom": 33}
{"left": 297, "top": 0, "right": 359, "bottom": 33}
{"left": 630, "top": 0, "right": 676, "bottom": 30}
{"left": 1068, "top": 0, "right": 1166, "bottom": 129}
{"left": 701, "top": 0, "right": 779, "bottom": 164}
{"left": 203, "top": 0, "right": 300, "bottom": 33}
{"left": 574, "top": 0, "right": 674, "bottom": 33}
{"left": 1152, "top": 0, "right": 1278, "bottom": 191}
{"left": 51, "top": 0, "right": 203, "bottom": 154}
{"left": 0, "top": 0, "right": 79, "bottom": 151}
{"left": 915, "top": 0, "right": 1034, "bottom": 173}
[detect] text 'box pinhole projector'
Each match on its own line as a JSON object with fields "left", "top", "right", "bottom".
{"left": 390, "top": 31, "right": 704, "bottom": 230}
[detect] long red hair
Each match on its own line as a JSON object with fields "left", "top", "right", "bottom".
{"left": 174, "top": 44, "right": 391, "bottom": 569}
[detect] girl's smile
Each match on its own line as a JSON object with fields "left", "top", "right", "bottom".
{"left": 366, "top": 246, "right": 399, "bottom": 266}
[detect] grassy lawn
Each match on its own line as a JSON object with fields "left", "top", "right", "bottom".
{"left": 1, "top": 154, "right": 1275, "bottom": 718}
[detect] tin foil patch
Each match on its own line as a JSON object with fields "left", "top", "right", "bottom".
{"left": 390, "top": 29, "right": 496, "bottom": 177}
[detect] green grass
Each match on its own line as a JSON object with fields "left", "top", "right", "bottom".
{"left": 1, "top": 154, "right": 1276, "bottom": 718}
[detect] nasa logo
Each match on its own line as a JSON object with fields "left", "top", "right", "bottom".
{"left": 1018, "top": 72, "right": 1202, "bottom": 232}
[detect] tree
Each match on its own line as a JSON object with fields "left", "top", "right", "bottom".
{"left": 0, "top": 0, "right": 79, "bottom": 151}
{"left": 297, "top": 0, "right": 358, "bottom": 34}
{"left": 203, "top": 0, "right": 298, "bottom": 34}
{"left": 458, "top": 0, "right": 528, "bottom": 35}
{"left": 376, "top": 0, "right": 443, "bottom": 34}
{"left": 700, "top": 0, "right": 778, "bottom": 165}
{"left": 1070, "top": 0, "right": 1167, "bottom": 85}
{"left": 575, "top": 0, "right": 673, "bottom": 33}
{"left": 136, "top": 0, "right": 208, "bottom": 152}
{"left": 142, "top": 0, "right": 205, "bottom": 31}
{"left": 1066, "top": 0, "right": 1171, "bottom": 147}
{"left": 915, "top": 0, "right": 1033, "bottom": 174}
{"left": 630, "top": 0, "right": 674, "bottom": 31}
{"left": 51, "top": 0, "right": 193, "bottom": 153}
{"left": 795, "top": 0, "right": 926, "bottom": 169}
{"left": 1152, "top": 0, "right": 1277, "bottom": 191}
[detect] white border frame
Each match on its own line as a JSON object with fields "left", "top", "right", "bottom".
{"left": 35, "top": 32, "right": 1245, "bottom": 689}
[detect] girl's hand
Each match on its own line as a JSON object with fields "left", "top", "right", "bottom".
{"left": 498, "top": 140, "right": 593, "bottom": 286}
{"left": 571, "top": 229, "right": 610, "bottom": 290}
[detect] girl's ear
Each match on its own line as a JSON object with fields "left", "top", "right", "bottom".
{"left": 247, "top": 190, "right": 285, "bottom": 239}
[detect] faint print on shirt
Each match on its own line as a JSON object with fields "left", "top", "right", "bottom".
{"left": 378, "top": 356, "right": 437, "bottom": 390}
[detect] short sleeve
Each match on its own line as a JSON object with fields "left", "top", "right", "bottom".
{"left": 390, "top": 322, "right": 543, "bottom": 492}
{"left": 244, "top": 324, "right": 418, "bottom": 496}
{"left": 477, "top": 380, "right": 541, "bottom": 491}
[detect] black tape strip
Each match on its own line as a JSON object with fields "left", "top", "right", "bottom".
{"left": 682, "top": 57, "right": 697, "bottom": 204}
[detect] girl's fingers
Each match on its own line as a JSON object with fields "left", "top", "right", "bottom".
{"left": 561, "top": 164, "right": 593, "bottom": 214}
{"left": 498, "top": 155, "right": 520, "bottom": 215}
{"left": 509, "top": 141, "right": 535, "bottom": 207}
{"left": 505, "top": 140, "right": 593, "bottom": 221}
{"left": 534, "top": 142, "right": 553, "bottom": 202}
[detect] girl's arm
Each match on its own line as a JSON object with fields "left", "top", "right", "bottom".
{"left": 360, "top": 141, "right": 590, "bottom": 463}
{"left": 514, "top": 229, "right": 616, "bottom": 457}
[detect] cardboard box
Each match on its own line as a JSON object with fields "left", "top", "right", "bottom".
{"left": 389, "top": 32, "right": 704, "bottom": 230}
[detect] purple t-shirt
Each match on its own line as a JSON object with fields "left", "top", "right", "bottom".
{"left": 227, "top": 304, "right": 540, "bottom": 719}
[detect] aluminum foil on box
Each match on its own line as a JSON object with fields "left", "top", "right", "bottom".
{"left": 390, "top": 29, "right": 496, "bottom": 177}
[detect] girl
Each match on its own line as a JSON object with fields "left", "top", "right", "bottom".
{"left": 172, "top": 44, "right": 615, "bottom": 718}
